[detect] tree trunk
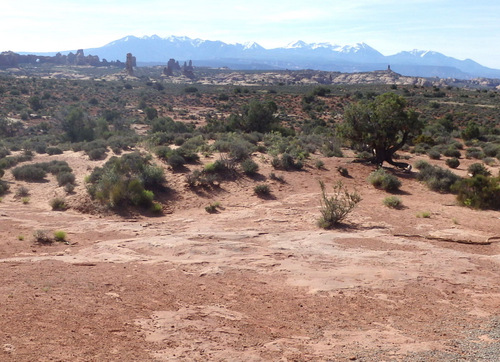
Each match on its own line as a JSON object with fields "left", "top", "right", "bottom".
{"left": 374, "top": 147, "right": 412, "bottom": 170}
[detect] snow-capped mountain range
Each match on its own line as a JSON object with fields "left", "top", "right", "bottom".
{"left": 43, "top": 35, "right": 500, "bottom": 79}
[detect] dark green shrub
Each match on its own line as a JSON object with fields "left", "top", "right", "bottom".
{"left": 34, "top": 143, "right": 47, "bottom": 154}
{"left": 280, "top": 153, "right": 294, "bottom": 170}
{"left": 427, "top": 148, "right": 441, "bottom": 160}
{"left": 368, "top": 168, "right": 401, "bottom": 192}
{"left": 57, "top": 172, "right": 75, "bottom": 186}
{"left": 254, "top": 184, "right": 270, "bottom": 196}
{"left": 87, "top": 147, "right": 107, "bottom": 160}
{"left": 461, "top": 121, "right": 480, "bottom": 140}
{"left": 167, "top": 154, "right": 186, "bottom": 170}
{"left": 272, "top": 153, "right": 302, "bottom": 171}
{"left": 0, "top": 148, "right": 10, "bottom": 159}
{"left": 466, "top": 147, "right": 484, "bottom": 160}
{"left": 414, "top": 160, "right": 431, "bottom": 170}
{"left": 0, "top": 154, "right": 32, "bottom": 170}
{"left": 443, "top": 147, "right": 461, "bottom": 158}
{"left": 46, "top": 147, "right": 63, "bottom": 155}
{"left": 86, "top": 152, "right": 165, "bottom": 209}
{"left": 482, "top": 143, "right": 500, "bottom": 157}
{"left": 45, "top": 160, "right": 72, "bottom": 175}
{"left": 228, "top": 140, "right": 254, "bottom": 161}
{"left": 413, "top": 143, "right": 431, "bottom": 154}
{"left": 445, "top": 158, "right": 460, "bottom": 169}
{"left": 64, "top": 183, "right": 75, "bottom": 194}
{"left": 0, "top": 180, "right": 9, "bottom": 195}
{"left": 416, "top": 162, "right": 461, "bottom": 192}
{"left": 467, "top": 163, "right": 491, "bottom": 177}
{"left": 145, "top": 107, "right": 158, "bottom": 120}
{"left": 128, "top": 180, "right": 154, "bottom": 207}
{"left": 185, "top": 86, "right": 198, "bottom": 93}
{"left": 241, "top": 158, "right": 259, "bottom": 175}
{"left": 453, "top": 175, "right": 500, "bottom": 210}
{"left": 12, "top": 164, "right": 46, "bottom": 181}
{"left": 50, "top": 197, "right": 68, "bottom": 211}
{"left": 318, "top": 181, "right": 361, "bottom": 229}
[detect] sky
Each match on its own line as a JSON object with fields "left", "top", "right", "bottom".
{"left": 2, "top": 0, "right": 500, "bottom": 68}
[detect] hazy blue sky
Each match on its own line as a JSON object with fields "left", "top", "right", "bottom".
{"left": 2, "top": 0, "right": 500, "bottom": 68}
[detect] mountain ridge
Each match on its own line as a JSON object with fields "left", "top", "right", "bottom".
{"left": 17, "top": 34, "right": 500, "bottom": 79}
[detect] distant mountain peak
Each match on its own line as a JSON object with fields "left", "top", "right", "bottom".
{"left": 242, "top": 41, "right": 264, "bottom": 51}
{"left": 79, "top": 35, "right": 500, "bottom": 79}
{"left": 285, "top": 40, "right": 308, "bottom": 49}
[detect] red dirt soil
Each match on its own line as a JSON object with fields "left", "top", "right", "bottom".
{"left": 1, "top": 150, "right": 499, "bottom": 361}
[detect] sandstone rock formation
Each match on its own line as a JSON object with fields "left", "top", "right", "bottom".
{"left": 163, "top": 58, "right": 181, "bottom": 76}
{"left": 126, "top": 53, "right": 136, "bottom": 76}
{"left": 0, "top": 50, "right": 123, "bottom": 68}
{"left": 182, "top": 60, "right": 195, "bottom": 79}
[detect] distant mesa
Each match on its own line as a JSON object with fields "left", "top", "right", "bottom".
{"left": 0, "top": 49, "right": 126, "bottom": 68}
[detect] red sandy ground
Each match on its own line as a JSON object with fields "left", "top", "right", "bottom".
{"left": 1, "top": 150, "right": 499, "bottom": 361}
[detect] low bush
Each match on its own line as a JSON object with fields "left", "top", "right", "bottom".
{"left": 205, "top": 201, "right": 221, "bottom": 214}
{"left": 269, "top": 172, "right": 285, "bottom": 183}
{"left": 64, "top": 183, "right": 75, "bottom": 194}
{"left": 452, "top": 174, "right": 500, "bottom": 210}
{"left": 185, "top": 169, "right": 219, "bottom": 188}
{"left": 254, "top": 184, "right": 271, "bottom": 196}
{"left": 445, "top": 158, "right": 460, "bottom": 169}
{"left": 337, "top": 167, "right": 349, "bottom": 177}
{"left": 317, "top": 181, "right": 361, "bottom": 229}
{"left": 50, "top": 197, "right": 67, "bottom": 211}
{"left": 15, "top": 186, "right": 30, "bottom": 198}
{"left": 241, "top": 158, "right": 259, "bottom": 175}
{"left": 166, "top": 154, "right": 186, "bottom": 170}
{"left": 53, "top": 230, "right": 67, "bottom": 242}
{"left": 87, "top": 147, "right": 107, "bottom": 160}
{"left": 57, "top": 172, "right": 75, "bottom": 186}
{"left": 416, "top": 161, "right": 461, "bottom": 192}
{"left": 0, "top": 154, "right": 33, "bottom": 169}
{"left": 383, "top": 196, "right": 402, "bottom": 209}
{"left": 427, "top": 148, "right": 441, "bottom": 160}
{"left": 150, "top": 201, "right": 163, "bottom": 215}
{"left": 86, "top": 152, "right": 165, "bottom": 209}
{"left": 272, "top": 153, "right": 303, "bottom": 171}
{"left": 467, "top": 163, "right": 491, "bottom": 177}
{"left": 443, "top": 147, "right": 461, "bottom": 158}
{"left": 482, "top": 143, "right": 500, "bottom": 158}
{"left": 315, "top": 160, "right": 325, "bottom": 169}
{"left": 0, "top": 180, "right": 9, "bottom": 195}
{"left": 33, "top": 229, "right": 52, "bottom": 243}
{"left": 46, "top": 147, "right": 63, "bottom": 155}
{"left": 12, "top": 164, "right": 46, "bottom": 181}
{"left": 368, "top": 168, "right": 401, "bottom": 192}
{"left": 416, "top": 211, "right": 431, "bottom": 218}
{"left": 466, "top": 147, "right": 484, "bottom": 160}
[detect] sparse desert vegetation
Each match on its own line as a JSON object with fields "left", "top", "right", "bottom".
{"left": 0, "top": 65, "right": 499, "bottom": 361}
